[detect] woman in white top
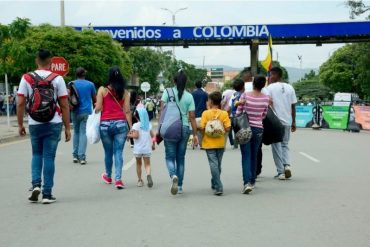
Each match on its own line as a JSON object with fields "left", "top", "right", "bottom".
{"left": 127, "top": 107, "right": 156, "bottom": 188}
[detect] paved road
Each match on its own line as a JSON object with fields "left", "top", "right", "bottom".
{"left": 0, "top": 129, "right": 369, "bottom": 247}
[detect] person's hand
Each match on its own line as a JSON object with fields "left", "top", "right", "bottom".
{"left": 18, "top": 126, "right": 26, "bottom": 136}
{"left": 192, "top": 135, "right": 199, "bottom": 147}
{"left": 65, "top": 128, "right": 71, "bottom": 142}
{"left": 291, "top": 122, "right": 297, "bottom": 132}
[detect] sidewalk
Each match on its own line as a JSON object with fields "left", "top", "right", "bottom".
{"left": 0, "top": 115, "right": 28, "bottom": 143}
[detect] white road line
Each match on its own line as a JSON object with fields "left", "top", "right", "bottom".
{"left": 0, "top": 139, "right": 28, "bottom": 148}
{"left": 299, "top": 152, "right": 320, "bottom": 163}
{"left": 123, "top": 157, "right": 136, "bottom": 171}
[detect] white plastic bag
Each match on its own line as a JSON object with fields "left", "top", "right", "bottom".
{"left": 86, "top": 110, "right": 101, "bottom": 144}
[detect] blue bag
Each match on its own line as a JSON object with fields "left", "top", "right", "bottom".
{"left": 159, "top": 88, "right": 182, "bottom": 141}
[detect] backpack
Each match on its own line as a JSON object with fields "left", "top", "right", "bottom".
{"left": 26, "top": 72, "right": 59, "bottom": 123}
{"left": 159, "top": 88, "right": 182, "bottom": 141}
{"left": 205, "top": 111, "right": 225, "bottom": 138}
{"left": 68, "top": 81, "right": 80, "bottom": 109}
{"left": 231, "top": 91, "right": 242, "bottom": 117}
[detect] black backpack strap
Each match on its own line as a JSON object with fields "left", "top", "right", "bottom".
{"left": 27, "top": 72, "right": 43, "bottom": 88}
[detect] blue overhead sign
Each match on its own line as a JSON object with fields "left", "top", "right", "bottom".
{"left": 75, "top": 21, "right": 370, "bottom": 45}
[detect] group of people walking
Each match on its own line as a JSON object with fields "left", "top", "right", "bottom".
{"left": 17, "top": 49, "right": 297, "bottom": 204}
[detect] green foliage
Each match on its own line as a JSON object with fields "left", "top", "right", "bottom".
{"left": 259, "top": 61, "right": 289, "bottom": 81}
{"left": 294, "top": 79, "right": 332, "bottom": 101}
{"left": 319, "top": 43, "right": 370, "bottom": 98}
{"left": 0, "top": 18, "right": 132, "bottom": 87}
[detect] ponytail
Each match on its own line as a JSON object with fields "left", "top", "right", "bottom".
{"left": 174, "top": 70, "right": 187, "bottom": 100}
{"left": 106, "top": 66, "right": 126, "bottom": 100}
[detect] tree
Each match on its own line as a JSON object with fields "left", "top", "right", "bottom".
{"left": 346, "top": 0, "right": 370, "bottom": 19}
{"left": 0, "top": 19, "right": 132, "bottom": 87}
{"left": 319, "top": 43, "right": 370, "bottom": 98}
{"left": 294, "top": 79, "right": 332, "bottom": 101}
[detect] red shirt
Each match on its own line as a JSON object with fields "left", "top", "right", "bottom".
{"left": 101, "top": 89, "right": 126, "bottom": 121}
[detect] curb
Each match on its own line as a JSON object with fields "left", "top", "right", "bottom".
{"left": 0, "top": 135, "right": 29, "bottom": 144}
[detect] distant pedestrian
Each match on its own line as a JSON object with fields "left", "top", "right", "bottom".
{"left": 192, "top": 80, "right": 208, "bottom": 148}
{"left": 222, "top": 89, "right": 234, "bottom": 147}
{"left": 17, "top": 49, "right": 71, "bottom": 204}
{"left": 0, "top": 93, "right": 4, "bottom": 115}
{"left": 199, "top": 91, "right": 231, "bottom": 196}
{"left": 160, "top": 70, "right": 199, "bottom": 195}
{"left": 95, "top": 66, "right": 132, "bottom": 189}
{"left": 145, "top": 98, "right": 155, "bottom": 121}
{"left": 70, "top": 67, "right": 96, "bottom": 165}
{"left": 236, "top": 75, "right": 270, "bottom": 194}
{"left": 228, "top": 78, "right": 245, "bottom": 149}
{"left": 264, "top": 67, "right": 297, "bottom": 180}
{"left": 127, "top": 107, "right": 156, "bottom": 188}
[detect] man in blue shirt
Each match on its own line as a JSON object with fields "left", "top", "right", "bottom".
{"left": 70, "top": 67, "right": 96, "bottom": 165}
{"left": 192, "top": 80, "right": 208, "bottom": 118}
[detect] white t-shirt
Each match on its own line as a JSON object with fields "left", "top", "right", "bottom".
{"left": 132, "top": 122, "right": 152, "bottom": 155}
{"left": 17, "top": 70, "right": 68, "bottom": 125}
{"left": 244, "top": 81, "right": 253, "bottom": 92}
{"left": 265, "top": 82, "right": 297, "bottom": 126}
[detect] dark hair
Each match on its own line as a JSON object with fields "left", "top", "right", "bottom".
{"left": 75, "top": 67, "right": 86, "bottom": 78}
{"left": 270, "top": 67, "right": 283, "bottom": 79}
{"left": 133, "top": 110, "right": 140, "bottom": 122}
{"left": 209, "top": 91, "right": 222, "bottom": 107}
{"left": 253, "top": 75, "right": 266, "bottom": 91}
{"left": 106, "top": 66, "right": 126, "bottom": 101}
{"left": 174, "top": 70, "right": 187, "bottom": 100}
{"left": 130, "top": 91, "right": 137, "bottom": 105}
{"left": 195, "top": 80, "right": 202, "bottom": 89}
{"left": 37, "top": 49, "right": 51, "bottom": 61}
{"left": 233, "top": 78, "right": 244, "bottom": 92}
{"left": 241, "top": 67, "right": 252, "bottom": 78}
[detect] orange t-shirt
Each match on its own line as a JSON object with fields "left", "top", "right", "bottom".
{"left": 200, "top": 109, "right": 231, "bottom": 149}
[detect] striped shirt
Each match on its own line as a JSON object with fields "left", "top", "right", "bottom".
{"left": 236, "top": 93, "right": 270, "bottom": 128}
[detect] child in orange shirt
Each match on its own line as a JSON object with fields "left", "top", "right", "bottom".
{"left": 199, "top": 92, "right": 231, "bottom": 196}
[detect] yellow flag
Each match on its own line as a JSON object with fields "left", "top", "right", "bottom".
{"left": 261, "top": 35, "right": 273, "bottom": 72}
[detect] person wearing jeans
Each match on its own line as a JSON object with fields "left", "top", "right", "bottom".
{"left": 17, "top": 49, "right": 71, "bottom": 204}
{"left": 265, "top": 67, "right": 297, "bottom": 180}
{"left": 199, "top": 91, "right": 231, "bottom": 196}
{"left": 161, "top": 70, "right": 198, "bottom": 195}
{"left": 69, "top": 67, "right": 96, "bottom": 164}
{"left": 95, "top": 66, "right": 132, "bottom": 190}
{"left": 236, "top": 75, "right": 270, "bottom": 194}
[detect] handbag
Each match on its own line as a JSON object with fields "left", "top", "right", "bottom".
{"left": 262, "top": 106, "right": 285, "bottom": 145}
{"left": 232, "top": 112, "right": 252, "bottom": 145}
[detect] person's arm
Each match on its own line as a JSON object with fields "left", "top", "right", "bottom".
{"left": 189, "top": 111, "right": 199, "bottom": 146}
{"left": 95, "top": 87, "right": 105, "bottom": 112}
{"left": 150, "top": 130, "right": 156, "bottom": 150}
{"left": 91, "top": 84, "right": 97, "bottom": 105}
{"left": 291, "top": 104, "right": 296, "bottom": 132}
{"left": 124, "top": 90, "right": 132, "bottom": 129}
{"left": 127, "top": 129, "right": 139, "bottom": 139}
{"left": 17, "top": 96, "right": 26, "bottom": 136}
{"left": 59, "top": 97, "right": 71, "bottom": 142}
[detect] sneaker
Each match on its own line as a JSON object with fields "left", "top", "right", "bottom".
{"left": 28, "top": 186, "right": 41, "bottom": 203}
{"left": 147, "top": 175, "right": 153, "bottom": 188}
{"left": 130, "top": 144, "right": 134, "bottom": 148}
{"left": 284, "top": 165, "right": 292, "bottom": 179}
{"left": 41, "top": 195, "right": 56, "bottom": 204}
{"left": 102, "top": 173, "right": 112, "bottom": 184}
{"left": 274, "top": 173, "right": 286, "bottom": 180}
{"left": 137, "top": 180, "right": 144, "bottom": 187}
{"left": 80, "top": 160, "right": 87, "bottom": 165}
{"left": 214, "top": 190, "right": 223, "bottom": 196}
{"left": 178, "top": 186, "right": 183, "bottom": 194}
{"left": 73, "top": 158, "right": 78, "bottom": 163}
{"left": 115, "top": 180, "right": 125, "bottom": 189}
{"left": 242, "top": 184, "right": 253, "bottom": 194}
{"left": 170, "top": 176, "right": 178, "bottom": 195}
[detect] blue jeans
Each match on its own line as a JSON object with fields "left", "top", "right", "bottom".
{"left": 206, "top": 148, "right": 224, "bottom": 191}
{"left": 72, "top": 112, "right": 89, "bottom": 160}
{"left": 240, "top": 127, "right": 264, "bottom": 185}
{"left": 164, "top": 126, "right": 190, "bottom": 187}
{"left": 29, "top": 123, "right": 62, "bottom": 196}
{"left": 100, "top": 120, "right": 128, "bottom": 181}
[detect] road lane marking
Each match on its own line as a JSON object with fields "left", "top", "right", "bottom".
{"left": 123, "top": 157, "right": 136, "bottom": 171}
{"left": 299, "top": 152, "right": 320, "bottom": 163}
{"left": 0, "top": 139, "right": 28, "bottom": 148}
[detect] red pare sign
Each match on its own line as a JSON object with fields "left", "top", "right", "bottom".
{"left": 51, "top": 57, "right": 69, "bottom": 76}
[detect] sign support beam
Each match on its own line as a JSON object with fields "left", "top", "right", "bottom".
{"left": 250, "top": 40, "right": 259, "bottom": 76}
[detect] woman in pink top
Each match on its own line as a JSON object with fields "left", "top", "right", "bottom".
{"left": 95, "top": 67, "right": 132, "bottom": 189}
{"left": 236, "top": 75, "right": 269, "bottom": 194}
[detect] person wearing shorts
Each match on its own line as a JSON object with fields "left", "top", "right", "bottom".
{"left": 127, "top": 107, "right": 155, "bottom": 188}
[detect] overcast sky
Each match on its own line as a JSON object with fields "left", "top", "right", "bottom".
{"left": 1, "top": 0, "right": 369, "bottom": 69}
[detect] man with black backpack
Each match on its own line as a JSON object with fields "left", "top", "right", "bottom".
{"left": 69, "top": 67, "right": 96, "bottom": 165}
{"left": 17, "top": 49, "right": 71, "bottom": 204}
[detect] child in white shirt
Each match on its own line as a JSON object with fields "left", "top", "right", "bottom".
{"left": 127, "top": 107, "right": 156, "bottom": 187}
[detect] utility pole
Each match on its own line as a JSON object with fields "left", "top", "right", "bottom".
{"left": 61, "top": 0, "right": 65, "bottom": 27}
{"left": 161, "top": 7, "right": 188, "bottom": 58}
{"left": 298, "top": 55, "right": 303, "bottom": 70}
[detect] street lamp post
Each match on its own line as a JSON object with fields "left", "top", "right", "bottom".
{"left": 161, "top": 7, "right": 188, "bottom": 58}
{"left": 60, "top": 0, "right": 65, "bottom": 27}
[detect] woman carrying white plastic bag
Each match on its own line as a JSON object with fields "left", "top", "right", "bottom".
{"left": 86, "top": 110, "right": 101, "bottom": 144}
